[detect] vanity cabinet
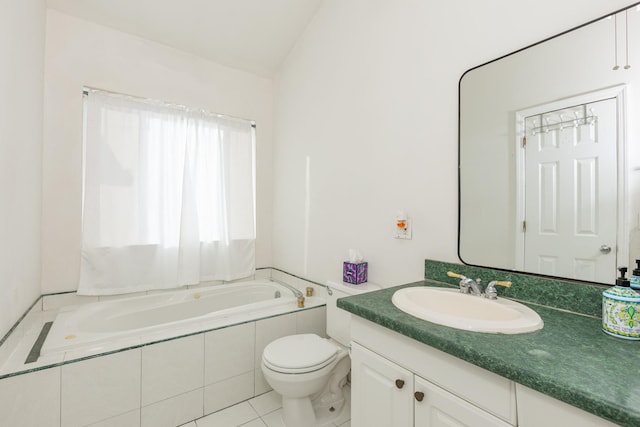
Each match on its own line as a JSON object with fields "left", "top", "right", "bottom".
{"left": 350, "top": 316, "right": 618, "bottom": 427}
{"left": 351, "top": 342, "right": 512, "bottom": 427}
{"left": 350, "top": 317, "right": 518, "bottom": 427}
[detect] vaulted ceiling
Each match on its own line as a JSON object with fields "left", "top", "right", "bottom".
{"left": 47, "top": 0, "right": 323, "bottom": 77}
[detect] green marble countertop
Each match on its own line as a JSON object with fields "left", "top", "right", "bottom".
{"left": 337, "top": 280, "right": 640, "bottom": 427}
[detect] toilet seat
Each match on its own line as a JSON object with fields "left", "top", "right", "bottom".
{"left": 263, "top": 334, "right": 338, "bottom": 374}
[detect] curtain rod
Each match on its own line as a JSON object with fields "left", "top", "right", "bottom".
{"left": 82, "top": 87, "right": 256, "bottom": 128}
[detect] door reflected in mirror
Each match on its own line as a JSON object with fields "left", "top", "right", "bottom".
{"left": 459, "top": 3, "right": 640, "bottom": 285}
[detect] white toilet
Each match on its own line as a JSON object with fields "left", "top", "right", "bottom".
{"left": 261, "top": 280, "right": 380, "bottom": 427}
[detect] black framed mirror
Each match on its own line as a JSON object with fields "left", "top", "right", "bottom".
{"left": 458, "top": 2, "right": 640, "bottom": 285}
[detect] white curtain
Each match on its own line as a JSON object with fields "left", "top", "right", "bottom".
{"left": 78, "top": 90, "right": 256, "bottom": 295}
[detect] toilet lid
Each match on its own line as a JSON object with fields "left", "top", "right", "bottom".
{"left": 263, "top": 334, "right": 338, "bottom": 374}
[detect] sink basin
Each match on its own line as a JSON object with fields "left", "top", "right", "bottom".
{"left": 391, "top": 287, "right": 543, "bottom": 334}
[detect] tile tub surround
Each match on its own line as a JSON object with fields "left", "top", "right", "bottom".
{"left": 337, "top": 279, "right": 640, "bottom": 426}
{"left": 0, "top": 268, "right": 327, "bottom": 377}
{"left": 0, "top": 269, "right": 329, "bottom": 426}
{"left": 0, "top": 306, "right": 327, "bottom": 426}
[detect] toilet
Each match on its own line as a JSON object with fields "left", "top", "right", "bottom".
{"left": 261, "top": 280, "right": 380, "bottom": 427}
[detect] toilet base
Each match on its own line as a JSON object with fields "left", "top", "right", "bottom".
{"left": 280, "top": 383, "right": 351, "bottom": 427}
{"left": 313, "top": 383, "right": 351, "bottom": 427}
{"left": 282, "top": 395, "right": 315, "bottom": 427}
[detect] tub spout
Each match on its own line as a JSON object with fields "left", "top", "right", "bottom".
{"left": 274, "top": 280, "right": 305, "bottom": 307}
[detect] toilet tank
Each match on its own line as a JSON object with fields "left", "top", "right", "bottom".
{"left": 326, "top": 280, "right": 381, "bottom": 347}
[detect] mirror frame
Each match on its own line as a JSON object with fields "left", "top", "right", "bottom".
{"left": 457, "top": 1, "right": 640, "bottom": 285}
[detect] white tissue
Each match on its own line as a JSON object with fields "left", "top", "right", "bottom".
{"left": 349, "top": 249, "right": 363, "bottom": 263}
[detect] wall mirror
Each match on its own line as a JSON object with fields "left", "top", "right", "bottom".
{"left": 459, "top": 2, "right": 640, "bottom": 285}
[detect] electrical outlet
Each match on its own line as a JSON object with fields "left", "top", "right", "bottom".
{"left": 395, "top": 218, "right": 412, "bottom": 240}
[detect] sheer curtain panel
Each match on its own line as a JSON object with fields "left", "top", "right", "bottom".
{"left": 78, "top": 89, "right": 256, "bottom": 295}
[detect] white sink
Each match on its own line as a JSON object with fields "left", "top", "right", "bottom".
{"left": 391, "top": 287, "right": 543, "bottom": 334}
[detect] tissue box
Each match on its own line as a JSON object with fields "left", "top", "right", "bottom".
{"left": 343, "top": 261, "right": 368, "bottom": 284}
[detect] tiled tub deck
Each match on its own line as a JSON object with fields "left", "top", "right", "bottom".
{"left": 0, "top": 269, "right": 326, "bottom": 427}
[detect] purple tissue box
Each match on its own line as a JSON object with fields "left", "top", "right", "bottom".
{"left": 343, "top": 261, "right": 368, "bottom": 284}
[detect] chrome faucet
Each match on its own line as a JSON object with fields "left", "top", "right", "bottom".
{"left": 447, "top": 272, "right": 511, "bottom": 299}
{"left": 447, "top": 271, "right": 483, "bottom": 295}
{"left": 484, "top": 280, "right": 512, "bottom": 300}
{"left": 273, "top": 280, "right": 305, "bottom": 307}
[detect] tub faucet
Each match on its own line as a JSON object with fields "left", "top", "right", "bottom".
{"left": 274, "top": 280, "right": 305, "bottom": 307}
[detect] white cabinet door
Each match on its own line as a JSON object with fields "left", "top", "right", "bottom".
{"left": 351, "top": 342, "right": 413, "bottom": 427}
{"left": 414, "top": 376, "right": 513, "bottom": 427}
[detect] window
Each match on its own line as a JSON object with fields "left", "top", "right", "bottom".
{"left": 78, "top": 89, "right": 256, "bottom": 295}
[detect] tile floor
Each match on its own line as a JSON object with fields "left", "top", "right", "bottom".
{"left": 184, "top": 389, "right": 351, "bottom": 427}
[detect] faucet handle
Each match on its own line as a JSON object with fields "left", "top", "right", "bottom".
{"left": 447, "top": 271, "right": 465, "bottom": 279}
{"left": 485, "top": 281, "right": 512, "bottom": 300}
{"left": 493, "top": 281, "right": 512, "bottom": 288}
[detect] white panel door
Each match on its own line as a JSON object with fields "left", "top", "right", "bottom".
{"left": 414, "top": 376, "right": 512, "bottom": 427}
{"left": 524, "top": 98, "right": 617, "bottom": 282}
{"left": 350, "top": 342, "right": 413, "bottom": 427}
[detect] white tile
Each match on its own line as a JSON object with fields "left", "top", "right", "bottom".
{"left": 254, "top": 314, "right": 296, "bottom": 395}
{"left": 0, "top": 367, "right": 61, "bottom": 426}
{"left": 296, "top": 307, "right": 327, "bottom": 337}
{"left": 248, "top": 390, "right": 281, "bottom": 416}
{"left": 87, "top": 409, "right": 140, "bottom": 427}
{"left": 0, "top": 338, "right": 65, "bottom": 375}
{"left": 141, "top": 388, "right": 203, "bottom": 427}
{"left": 261, "top": 408, "right": 286, "bottom": 427}
{"left": 20, "top": 309, "right": 58, "bottom": 337}
{"left": 187, "top": 281, "right": 224, "bottom": 290}
{"left": 205, "top": 322, "right": 254, "bottom": 385}
{"left": 197, "top": 401, "right": 259, "bottom": 427}
{"left": 180, "top": 423, "right": 197, "bottom": 427}
{"left": 224, "top": 275, "right": 256, "bottom": 284}
{"left": 61, "top": 348, "right": 141, "bottom": 427}
{"left": 254, "top": 314, "right": 296, "bottom": 363}
{"left": 336, "top": 421, "right": 351, "bottom": 427}
{"left": 29, "top": 297, "right": 43, "bottom": 313}
{"left": 269, "top": 270, "right": 287, "bottom": 283}
{"left": 0, "top": 336, "right": 14, "bottom": 369}
{"left": 254, "top": 368, "right": 272, "bottom": 396}
{"left": 0, "top": 332, "right": 25, "bottom": 374}
{"left": 43, "top": 293, "right": 99, "bottom": 311}
{"left": 204, "top": 371, "right": 254, "bottom": 415}
{"left": 240, "top": 418, "right": 267, "bottom": 427}
{"left": 253, "top": 269, "right": 272, "bottom": 280}
{"left": 142, "top": 334, "right": 204, "bottom": 405}
{"left": 98, "top": 291, "right": 147, "bottom": 302}
{"left": 63, "top": 336, "right": 142, "bottom": 363}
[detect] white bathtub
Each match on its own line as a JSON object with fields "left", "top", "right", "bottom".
{"left": 41, "top": 279, "right": 310, "bottom": 357}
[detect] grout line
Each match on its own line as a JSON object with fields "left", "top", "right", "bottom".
{"left": 139, "top": 343, "right": 143, "bottom": 426}
{"left": 59, "top": 363, "right": 63, "bottom": 427}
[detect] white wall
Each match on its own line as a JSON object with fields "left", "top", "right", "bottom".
{"left": 272, "top": 0, "right": 635, "bottom": 287}
{"left": 42, "top": 10, "right": 274, "bottom": 294}
{"left": 0, "top": 0, "right": 46, "bottom": 337}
